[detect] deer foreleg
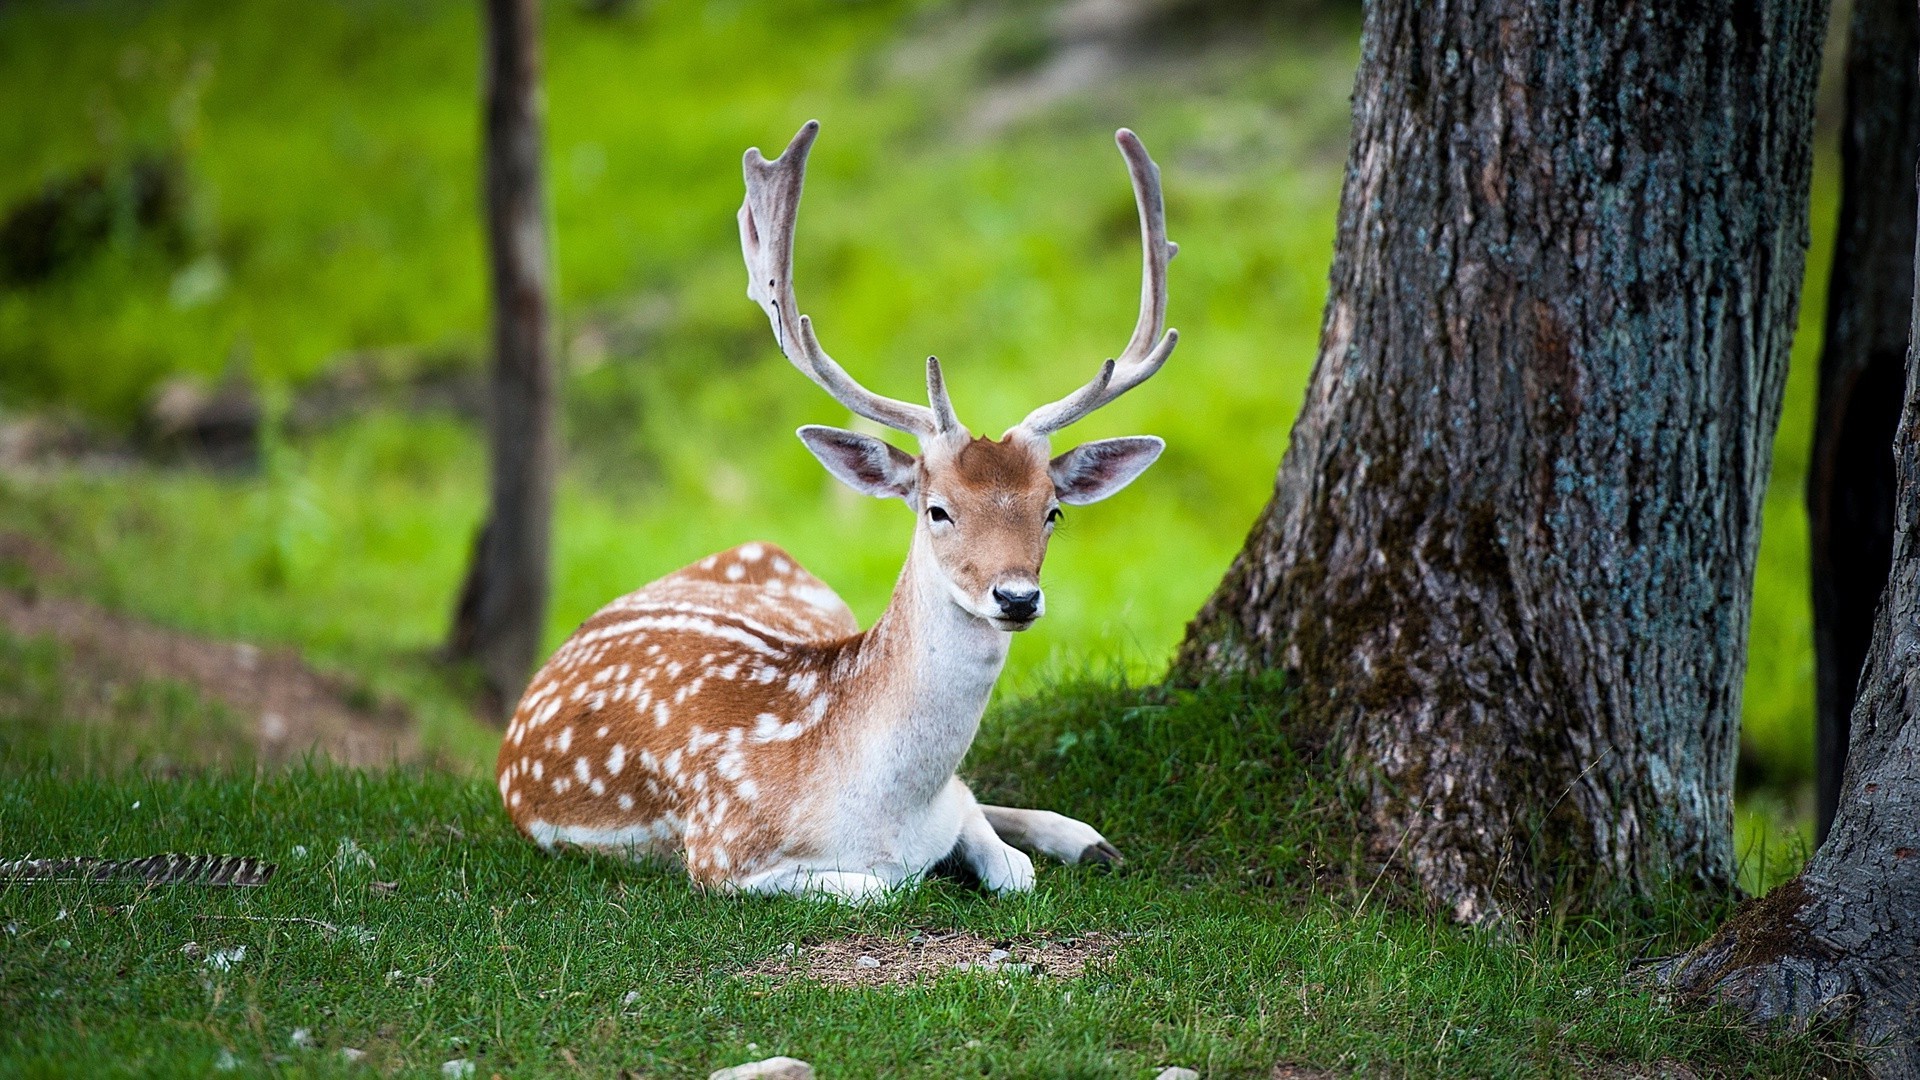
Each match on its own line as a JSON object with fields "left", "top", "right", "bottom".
{"left": 951, "top": 803, "right": 1036, "bottom": 894}
{"left": 980, "top": 805, "right": 1123, "bottom": 866}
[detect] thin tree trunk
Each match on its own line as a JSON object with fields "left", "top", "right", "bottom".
{"left": 1664, "top": 206, "right": 1920, "bottom": 1080}
{"left": 1172, "top": 1, "right": 1828, "bottom": 921}
{"left": 448, "top": 0, "right": 557, "bottom": 722}
{"left": 1807, "top": 0, "right": 1918, "bottom": 843}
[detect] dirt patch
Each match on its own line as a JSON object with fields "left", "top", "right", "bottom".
{"left": 0, "top": 534, "right": 422, "bottom": 767}
{"left": 1269, "top": 1065, "right": 1339, "bottom": 1080}
{"left": 738, "top": 930, "right": 1122, "bottom": 988}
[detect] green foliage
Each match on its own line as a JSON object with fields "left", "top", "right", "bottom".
{"left": 0, "top": 678, "right": 1853, "bottom": 1076}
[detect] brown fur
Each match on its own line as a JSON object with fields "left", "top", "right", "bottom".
{"left": 496, "top": 542, "right": 871, "bottom": 883}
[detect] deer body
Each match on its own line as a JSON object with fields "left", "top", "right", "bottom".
{"left": 497, "top": 121, "right": 1177, "bottom": 900}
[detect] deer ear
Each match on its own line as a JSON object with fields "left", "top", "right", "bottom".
{"left": 1049, "top": 436, "right": 1164, "bottom": 505}
{"left": 798, "top": 426, "right": 918, "bottom": 500}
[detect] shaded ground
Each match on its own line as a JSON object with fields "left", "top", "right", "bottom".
{"left": 0, "top": 532, "right": 423, "bottom": 769}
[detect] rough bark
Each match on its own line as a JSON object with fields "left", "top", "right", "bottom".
{"left": 448, "top": 0, "right": 558, "bottom": 721}
{"left": 1807, "top": 0, "right": 1918, "bottom": 843}
{"left": 1665, "top": 217, "right": 1920, "bottom": 1080}
{"left": 1172, "top": 1, "right": 1828, "bottom": 921}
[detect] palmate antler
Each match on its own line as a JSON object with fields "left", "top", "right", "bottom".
{"left": 740, "top": 121, "right": 956, "bottom": 440}
{"left": 739, "top": 122, "right": 1175, "bottom": 441}
{"left": 1011, "top": 129, "right": 1178, "bottom": 438}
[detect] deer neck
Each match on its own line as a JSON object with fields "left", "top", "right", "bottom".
{"left": 847, "top": 528, "right": 1009, "bottom": 805}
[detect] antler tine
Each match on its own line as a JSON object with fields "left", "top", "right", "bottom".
{"left": 1012, "top": 128, "right": 1178, "bottom": 439}
{"left": 740, "top": 121, "right": 939, "bottom": 439}
{"left": 925, "top": 356, "right": 960, "bottom": 434}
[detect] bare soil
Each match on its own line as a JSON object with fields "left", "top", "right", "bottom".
{"left": 0, "top": 533, "right": 424, "bottom": 768}
{"left": 737, "top": 930, "right": 1122, "bottom": 988}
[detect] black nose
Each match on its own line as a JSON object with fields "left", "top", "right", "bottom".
{"left": 992, "top": 585, "right": 1041, "bottom": 620}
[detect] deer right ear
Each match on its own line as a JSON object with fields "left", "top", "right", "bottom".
{"left": 798, "top": 426, "right": 918, "bottom": 500}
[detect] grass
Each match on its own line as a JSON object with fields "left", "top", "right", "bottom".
{"left": 0, "top": 678, "right": 1860, "bottom": 1077}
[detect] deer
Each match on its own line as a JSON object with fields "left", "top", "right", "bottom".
{"left": 495, "top": 121, "right": 1177, "bottom": 901}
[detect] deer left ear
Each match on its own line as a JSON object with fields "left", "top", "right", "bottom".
{"left": 1049, "top": 436, "right": 1164, "bottom": 505}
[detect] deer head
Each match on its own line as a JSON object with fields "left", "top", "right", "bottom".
{"left": 740, "top": 121, "right": 1176, "bottom": 631}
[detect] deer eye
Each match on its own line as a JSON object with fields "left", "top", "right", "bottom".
{"left": 928, "top": 506, "right": 953, "bottom": 525}
{"left": 1046, "top": 507, "right": 1063, "bottom": 525}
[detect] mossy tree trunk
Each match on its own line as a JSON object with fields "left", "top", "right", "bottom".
{"left": 1172, "top": 0, "right": 1827, "bottom": 921}
{"left": 1664, "top": 204, "right": 1920, "bottom": 1080}
{"left": 1807, "top": 0, "right": 1917, "bottom": 843}
{"left": 448, "top": 0, "right": 558, "bottom": 721}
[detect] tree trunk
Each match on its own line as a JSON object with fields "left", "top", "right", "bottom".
{"left": 1664, "top": 209, "right": 1920, "bottom": 1080}
{"left": 1172, "top": 0, "right": 1828, "bottom": 922}
{"left": 1807, "top": 0, "right": 1917, "bottom": 843}
{"left": 448, "top": 0, "right": 558, "bottom": 722}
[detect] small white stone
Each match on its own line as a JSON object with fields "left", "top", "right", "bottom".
{"left": 708, "top": 1057, "right": 813, "bottom": 1080}
{"left": 622, "top": 990, "right": 642, "bottom": 1006}
{"left": 289, "top": 1028, "right": 314, "bottom": 1049}
{"left": 854, "top": 955, "right": 881, "bottom": 969}
{"left": 986, "top": 949, "right": 1011, "bottom": 963}
{"left": 1155, "top": 1069, "right": 1201, "bottom": 1080}
{"left": 203, "top": 946, "right": 247, "bottom": 971}
{"left": 441, "top": 1059, "right": 475, "bottom": 1079}
{"left": 214, "top": 1049, "right": 240, "bottom": 1071}
{"left": 340, "top": 1048, "right": 367, "bottom": 1063}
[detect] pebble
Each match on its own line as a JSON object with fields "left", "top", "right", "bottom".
{"left": 708, "top": 1057, "right": 813, "bottom": 1080}
{"left": 854, "top": 955, "right": 881, "bottom": 969}
{"left": 341, "top": 1048, "right": 367, "bottom": 1063}
{"left": 622, "top": 990, "right": 642, "bottom": 1007}
{"left": 1155, "top": 1069, "right": 1200, "bottom": 1080}
{"left": 986, "top": 949, "right": 1011, "bottom": 963}
{"left": 441, "top": 1059, "right": 475, "bottom": 1079}
{"left": 289, "top": 1028, "right": 314, "bottom": 1049}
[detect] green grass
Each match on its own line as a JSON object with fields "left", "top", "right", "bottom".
{"left": 0, "top": 678, "right": 1858, "bottom": 1077}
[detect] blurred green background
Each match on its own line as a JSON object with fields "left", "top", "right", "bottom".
{"left": 0, "top": 0, "right": 1826, "bottom": 862}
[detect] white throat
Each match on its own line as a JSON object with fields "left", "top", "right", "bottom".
{"left": 859, "top": 528, "right": 1011, "bottom": 806}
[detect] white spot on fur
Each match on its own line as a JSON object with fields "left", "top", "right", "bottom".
{"left": 740, "top": 542, "right": 764, "bottom": 561}
{"left": 617, "top": 793, "right": 634, "bottom": 810}
{"left": 606, "top": 743, "right": 626, "bottom": 776}
{"left": 574, "top": 756, "right": 592, "bottom": 784}
{"left": 752, "top": 713, "right": 805, "bottom": 742}
{"left": 557, "top": 727, "right": 573, "bottom": 753}
{"left": 725, "top": 563, "right": 745, "bottom": 581}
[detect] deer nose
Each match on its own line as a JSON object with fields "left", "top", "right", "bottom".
{"left": 992, "top": 585, "right": 1042, "bottom": 620}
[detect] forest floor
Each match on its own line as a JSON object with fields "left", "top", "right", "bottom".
{"left": 0, "top": 641, "right": 1866, "bottom": 1076}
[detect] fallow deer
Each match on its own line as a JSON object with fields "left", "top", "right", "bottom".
{"left": 497, "top": 121, "right": 1177, "bottom": 900}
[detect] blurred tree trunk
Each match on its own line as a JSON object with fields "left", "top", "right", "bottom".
{"left": 448, "top": 0, "right": 557, "bottom": 722}
{"left": 1807, "top": 0, "right": 1918, "bottom": 843}
{"left": 1171, "top": 0, "right": 1827, "bottom": 921}
{"left": 1665, "top": 209, "right": 1920, "bottom": 1080}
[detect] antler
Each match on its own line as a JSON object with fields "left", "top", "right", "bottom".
{"left": 1011, "top": 129, "right": 1178, "bottom": 438}
{"left": 740, "top": 121, "right": 957, "bottom": 440}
